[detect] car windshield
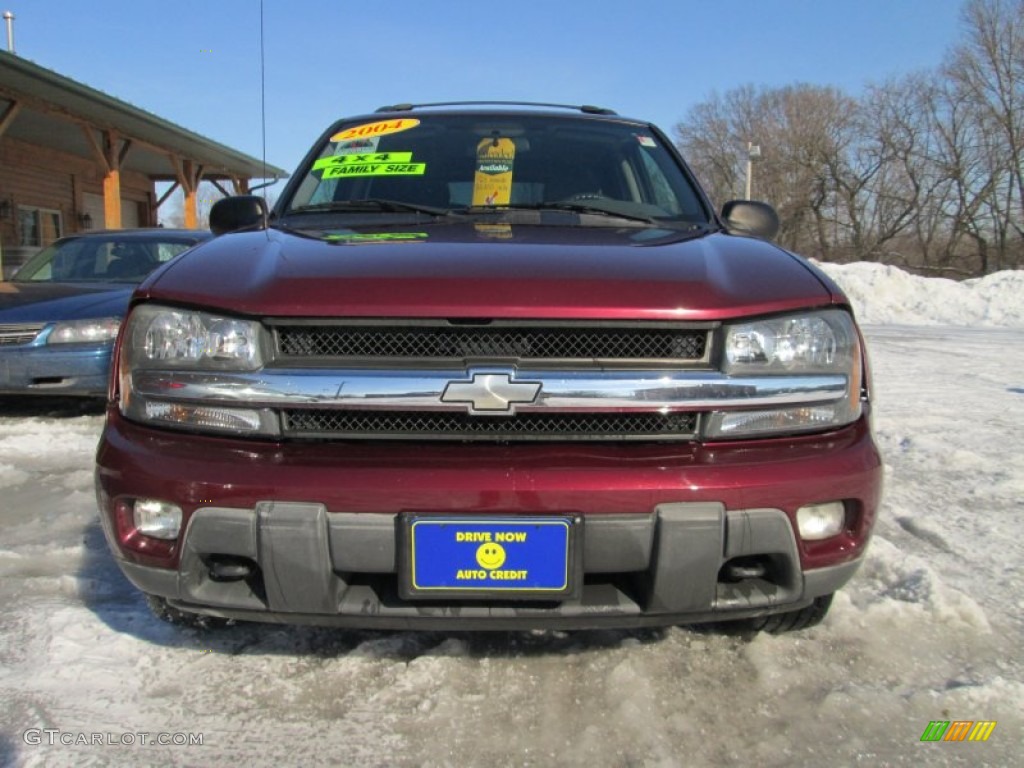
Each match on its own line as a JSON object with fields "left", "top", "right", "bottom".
{"left": 281, "top": 113, "right": 711, "bottom": 228}
{"left": 13, "top": 236, "right": 200, "bottom": 283}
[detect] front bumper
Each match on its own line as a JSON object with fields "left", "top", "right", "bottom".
{"left": 96, "top": 410, "right": 882, "bottom": 629}
{"left": 0, "top": 342, "right": 111, "bottom": 395}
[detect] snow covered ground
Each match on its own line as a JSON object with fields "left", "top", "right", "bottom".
{"left": 0, "top": 262, "right": 1021, "bottom": 768}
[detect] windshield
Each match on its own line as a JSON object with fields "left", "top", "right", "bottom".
{"left": 13, "top": 236, "right": 201, "bottom": 283}
{"left": 281, "top": 113, "right": 711, "bottom": 227}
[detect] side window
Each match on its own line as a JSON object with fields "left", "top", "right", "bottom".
{"left": 157, "top": 242, "right": 194, "bottom": 262}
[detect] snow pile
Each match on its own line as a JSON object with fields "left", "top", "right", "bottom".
{"left": 2, "top": 269, "right": 1024, "bottom": 766}
{"left": 816, "top": 261, "right": 1024, "bottom": 327}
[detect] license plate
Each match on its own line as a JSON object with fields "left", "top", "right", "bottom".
{"left": 401, "top": 516, "right": 579, "bottom": 599}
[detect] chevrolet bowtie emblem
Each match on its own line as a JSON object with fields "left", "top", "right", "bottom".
{"left": 440, "top": 372, "right": 542, "bottom": 415}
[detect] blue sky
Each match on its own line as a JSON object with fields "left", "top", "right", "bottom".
{"left": 10, "top": 0, "right": 968, "bottom": 188}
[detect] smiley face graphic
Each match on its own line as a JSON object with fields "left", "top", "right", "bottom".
{"left": 476, "top": 542, "right": 506, "bottom": 570}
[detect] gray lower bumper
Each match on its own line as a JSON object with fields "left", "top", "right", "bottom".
{"left": 113, "top": 502, "right": 863, "bottom": 630}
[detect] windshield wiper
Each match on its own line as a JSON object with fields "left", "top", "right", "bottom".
{"left": 459, "top": 202, "right": 661, "bottom": 225}
{"left": 285, "top": 199, "right": 453, "bottom": 217}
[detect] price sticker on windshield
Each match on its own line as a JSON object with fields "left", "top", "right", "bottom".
{"left": 330, "top": 118, "right": 420, "bottom": 143}
{"left": 313, "top": 152, "right": 414, "bottom": 171}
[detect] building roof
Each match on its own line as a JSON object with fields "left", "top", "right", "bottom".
{"left": 0, "top": 49, "right": 287, "bottom": 182}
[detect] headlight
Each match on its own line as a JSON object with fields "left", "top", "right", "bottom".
{"left": 707, "top": 309, "right": 863, "bottom": 439}
{"left": 47, "top": 317, "right": 120, "bottom": 344}
{"left": 119, "top": 304, "right": 275, "bottom": 436}
{"left": 724, "top": 311, "right": 853, "bottom": 373}
{"left": 124, "top": 305, "right": 263, "bottom": 370}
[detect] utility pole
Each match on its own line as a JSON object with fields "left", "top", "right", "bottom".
{"left": 745, "top": 142, "right": 761, "bottom": 200}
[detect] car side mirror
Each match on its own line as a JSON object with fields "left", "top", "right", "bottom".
{"left": 209, "top": 195, "right": 268, "bottom": 236}
{"left": 720, "top": 200, "right": 780, "bottom": 240}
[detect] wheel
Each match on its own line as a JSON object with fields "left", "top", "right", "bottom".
{"left": 701, "top": 594, "right": 834, "bottom": 636}
{"left": 144, "top": 594, "right": 231, "bottom": 629}
{"left": 745, "top": 594, "right": 833, "bottom": 634}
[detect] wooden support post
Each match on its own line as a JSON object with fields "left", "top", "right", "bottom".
{"left": 210, "top": 179, "right": 231, "bottom": 198}
{"left": 171, "top": 157, "right": 204, "bottom": 229}
{"left": 0, "top": 100, "right": 21, "bottom": 139}
{"left": 103, "top": 169, "right": 122, "bottom": 229}
{"left": 183, "top": 160, "right": 198, "bottom": 229}
{"left": 155, "top": 181, "right": 180, "bottom": 209}
{"left": 82, "top": 127, "right": 130, "bottom": 229}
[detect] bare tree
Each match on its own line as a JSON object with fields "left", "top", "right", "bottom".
{"left": 675, "top": 84, "right": 858, "bottom": 258}
{"left": 672, "top": 0, "right": 1024, "bottom": 276}
{"left": 943, "top": 0, "right": 1024, "bottom": 272}
{"left": 675, "top": 88, "right": 748, "bottom": 206}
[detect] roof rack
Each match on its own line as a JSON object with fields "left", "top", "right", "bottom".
{"left": 375, "top": 101, "right": 618, "bottom": 116}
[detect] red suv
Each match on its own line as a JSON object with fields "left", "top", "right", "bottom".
{"left": 95, "top": 103, "right": 882, "bottom": 632}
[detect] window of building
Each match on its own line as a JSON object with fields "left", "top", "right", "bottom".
{"left": 18, "top": 206, "right": 63, "bottom": 248}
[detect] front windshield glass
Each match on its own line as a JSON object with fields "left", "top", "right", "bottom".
{"left": 283, "top": 113, "right": 710, "bottom": 227}
{"left": 14, "top": 237, "right": 199, "bottom": 283}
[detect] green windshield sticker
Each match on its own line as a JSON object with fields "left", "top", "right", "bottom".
{"left": 321, "top": 162, "right": 426, "bottom": 179}
{"left": 315, "top": 149, "right": 426, "bottom": 178}
{"left": 324, "top": 232, "right": 429, "bottom": 243}
{"left": 313, "top": 152, "right": 414, "bottom": 171}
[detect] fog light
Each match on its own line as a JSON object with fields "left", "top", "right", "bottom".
{"left": 706, "top": 405, "right": 845, "bottom": 439}
{"left": 133, "top": 500, "right": 182, "bottom": 540}
{"left": 796, "top": 501, "right": 845, "bottom": 540}
{"left": 144, "top": 400, "right": 265, "bottom": 433}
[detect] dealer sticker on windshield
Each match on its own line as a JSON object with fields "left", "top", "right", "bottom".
{"left": 401, "top": 516, "right": 579, "bottom": 598}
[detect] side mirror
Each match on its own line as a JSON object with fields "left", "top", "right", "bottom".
{"left": 209, "top": 195, "right": 268, "bottom": 236}
{"left": 721, "top": 200, "right": 779, "bottom": 240}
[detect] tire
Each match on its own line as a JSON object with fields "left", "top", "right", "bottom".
{"left": 702, "top": 594, "right": 834, "bottom": 636}
{"left": 144, "top": 594, "right": 231, "bottom": 629}
{"left": 745, "top": 594, "right": 833, "bottom": 634}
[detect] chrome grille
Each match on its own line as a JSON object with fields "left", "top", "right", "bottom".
{"left": 0, "top": 323, "right": 46, "bottom": 346}
{"left": 274, "top": 322, "right": 709, "bottom": 362}
{"left": 282, "top": 409, "right": 698, "bottom": 441}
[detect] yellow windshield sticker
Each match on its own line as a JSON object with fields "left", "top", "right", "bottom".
{"left": 472, "top": 137, "right": 516, "bottom": 206}
{"left": 314, "top": 152, "right": 414, "bottom": 171}
{"left": 330, "top": 118, "right": 420, "bottom": 143}
{"left": 474, "top": 223, "right": 514, "bottom": 240}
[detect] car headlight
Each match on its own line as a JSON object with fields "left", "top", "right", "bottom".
{"left": 124, "top": 305, "right": 263, "bottom": 371}
{"left": 46, "top": 317, "right": 120, "bottom": 344}
{"left": 706, "top": 309, "right": 864, "bottom": 439}
{"left": 119, "top": 304, "right": 275, "bottom": 436}
{"left": 723, "top": 311, "right": 853, "bottom": 373}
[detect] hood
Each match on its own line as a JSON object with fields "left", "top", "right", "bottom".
{"left": 0, "top": 282, "right": 134, "bottom": 324}
{"left": 141, "top": 222, "right": 844, "bottom": 321}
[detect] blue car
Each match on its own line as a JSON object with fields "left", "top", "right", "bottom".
{"left": 0, "top": 229, "right": 211, "bottom": 396}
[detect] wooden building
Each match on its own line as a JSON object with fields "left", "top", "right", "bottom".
{"left": 0, "top": 49, "right": 286, "bottom": 277}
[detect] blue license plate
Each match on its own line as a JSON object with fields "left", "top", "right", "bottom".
{"left": 405, "top": 516, "right": 575, "bottom": 596}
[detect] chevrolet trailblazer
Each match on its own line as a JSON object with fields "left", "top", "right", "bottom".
{"left": 95, "top": 103, "right": 882, "bottom": 632}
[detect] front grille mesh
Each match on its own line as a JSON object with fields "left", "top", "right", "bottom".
{"left": 272, "top": 322, "right": 709, "bottom": 441}
{"left": 0, "top": 323, "right": 46, "bottom": 346}
{"left": 276, "top": 324, "right": 708, "bottom": 362}
{"left": 282, "top": 409, "right": 698, "bottom": 441}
